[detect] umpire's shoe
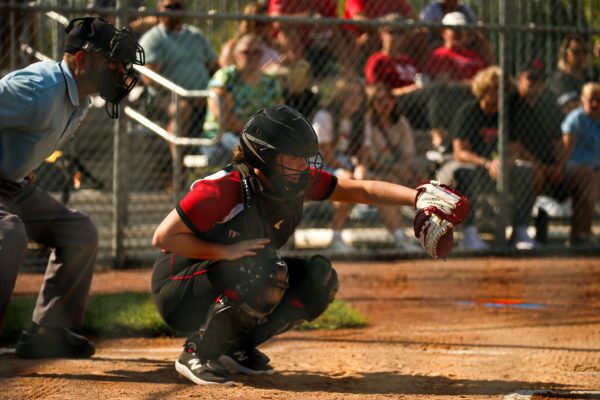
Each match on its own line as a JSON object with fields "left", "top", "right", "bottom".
{"left": 15, "top": 324, "right": 95, "bottom": 359}
{"left": 219, "top": 347, "right": 274, "bottom": 375}
{"left": 175, "top": 342, "right": 233, "bottom": 386}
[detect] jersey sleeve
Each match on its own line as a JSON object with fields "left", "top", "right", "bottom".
{"left": 305, "top": 168, "right": 337, "bottom": 201}
{"left": 176, "top": 173, "right": 243, "bottom": 235}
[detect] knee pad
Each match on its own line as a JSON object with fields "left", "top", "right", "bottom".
{"left": 231, "top": 249, "right": 289, "bottom": 319}
{"left": 190, "top": 295, "right": 259, "bottom": 358}
{"left": 300, "top": 255, "right": 339, "bottom": 320}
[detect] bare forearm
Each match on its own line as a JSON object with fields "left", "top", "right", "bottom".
{"left": 331, "top": 178, "right": 417, "bottom": 206}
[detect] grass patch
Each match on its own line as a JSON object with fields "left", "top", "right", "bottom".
{"left": 1, "top": 293, "right": 367, "bottom": 343}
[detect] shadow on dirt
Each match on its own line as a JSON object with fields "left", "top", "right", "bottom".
{"left": 19, "top": 362, "right": 567, "bottom": 396}
{"left": 237, "top": 371, "right": 567, "bottom": 396}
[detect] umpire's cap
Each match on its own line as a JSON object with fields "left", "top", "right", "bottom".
{"left": 241, "top": 105, "right": 319, "bottom": 169}
{"left": 64, "top": 17, "right": 117, "bottom": 54}
{"left": 64, "top": 17, "right": 144, "bottom": 68}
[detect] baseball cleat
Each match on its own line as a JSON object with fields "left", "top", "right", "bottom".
{"left": 176, "top": 345, "right": 233, "bottom": 386}
{"left": 219, "top": 347, "right": 274, "bottom": 375}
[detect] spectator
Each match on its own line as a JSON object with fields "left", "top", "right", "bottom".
{"left": 343, "top": 0, "right": 425, "bottom": 74}
{"left": 201, "top": 34, "right": 283, "bottom": 166}
{"left": 268, "top": 0, "right": 340, "bottom": 78}
{"left": 420, "top": 0, "right": 476, "bottom": 24}
{"left": 312, "top": 78, "right": 369, "bottom": 252}
{"left": 549, "top": 34, "right": 597, "bottom": 115}
{"left": 363, "top": 83, "right": 424, "bottom": 251}
{"left": 559, "top": 82, "right": 600, "bottom": 246}
{"left": 139, "top": 0, "right": 218, "bottom": 140}
{"left": 436, "top": 66, "right": 537, "bottom": 250}
{"left": 263, "top": 29, "right": 318, "bottom": 117}
{"left": 364, "top": 13, "right": 422, "bottom": 97}
{"left": 424, "top": 11, "right": 487, "bottom": 83}
{"left": 511, "top": 60, "right": 593, "bottom": 245}
{"left": 218, "top": 1, "right": 279, "bottom": 69}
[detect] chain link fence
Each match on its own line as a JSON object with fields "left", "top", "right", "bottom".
{"left": 2, "top": 0, "right": 600, "bottom": 268}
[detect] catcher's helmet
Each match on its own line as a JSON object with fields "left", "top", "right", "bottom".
{"left": 241, "top": 105, "right": 322, "bottom": 198}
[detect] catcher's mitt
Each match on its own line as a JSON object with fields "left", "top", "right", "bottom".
{"left": 413, "top": 181, "right": 470, "bottom": 259}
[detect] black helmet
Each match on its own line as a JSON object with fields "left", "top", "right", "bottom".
{"left": 241, "top": 105, "right": 322, "bottom": 199}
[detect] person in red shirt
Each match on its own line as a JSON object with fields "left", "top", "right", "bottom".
{"left": 424, "top": 11, "right": 486, "bottom": 82}
{"left": 364, "top": 13, "right": 422, "bottom": 97}
{"left": 151, "top": 105, "right": 469, "bottom": 386}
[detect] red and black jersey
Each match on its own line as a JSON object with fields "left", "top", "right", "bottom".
{"left": 176, "top": 164, "right": 337, "bottom": 251}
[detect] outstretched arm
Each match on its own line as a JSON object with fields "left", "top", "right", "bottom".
{"left": 328, "top": 176, "right": 418, "bottom": 206}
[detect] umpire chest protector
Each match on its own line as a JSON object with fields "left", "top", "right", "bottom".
{"left": 199, "top": 164, "right": 304, "bottom": 249}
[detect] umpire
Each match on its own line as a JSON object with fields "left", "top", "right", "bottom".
{"left": 0, "top": 17, "right": 143, "bottom": 358}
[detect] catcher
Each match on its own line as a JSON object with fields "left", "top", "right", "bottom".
{"left": 151, "top": 105, "right": 469, "bottom": 385}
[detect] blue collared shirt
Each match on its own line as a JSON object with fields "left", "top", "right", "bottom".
{"left": 0, "top": 59, "right": 90, "bottom": 181}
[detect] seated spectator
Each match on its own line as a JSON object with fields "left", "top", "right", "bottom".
{"left": 364, "top": 13, "right": 422, "bottom": 97}
{"left": 362, "top": 83, "right": 424, "bottom": 251}
{"left": 511, "top": 60, "right": 593, "bottom": 245}
{"left": 559, "top": 82, "right": 600, "bottom": 246}
{"left": 263, "top": 28, "right": 318, "bottom": 118}
{"left": 420, "top": 0, "right": 475, "bottom": 45}
{"left": 218, "top": 1, "right": 279, "bottom": 69}
{"left": 436, "top": 66, "right": 537, "bottom": 250}
{"left": 420, "top": 0, "right": 476, "bottom": 24}
{"left": 201, "top": 34, "right": 283, "bottom": 166}
{"left": 312, "top": 78, "right": 369, "bottom": 252}
{"left": 268, "top": 0, "right": 340, "bottom": 79}
{"left": 139, "top": 0, "right": 217, "bottom": 140}
{"left": 343, "top": 0, "right": 420, "bottom": 74}
{"left": 549, "top": 34, "right": 598, "bottom": 115}
{"left": 424, "top": 11, "right": 487, "bottom": 83}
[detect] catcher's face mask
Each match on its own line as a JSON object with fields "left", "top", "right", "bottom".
{"left": 65, "top": 18, "right": 145, "bottom": 118}
{"left": 262, "top": 152, "right": 323, "bottom": 200}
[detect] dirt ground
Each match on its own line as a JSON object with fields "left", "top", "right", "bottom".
{"left": 2, "top": 257, "right": 600, "bottom": 400}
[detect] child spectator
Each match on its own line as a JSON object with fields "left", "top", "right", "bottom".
{"left": 312, "top": 78, "right": 370, "bottom": 252}
{"left": 363, "top": 83, "right": 424, "bottom": 251}
{"left": 559, "top": 82, "right": 600, "bottom": 246}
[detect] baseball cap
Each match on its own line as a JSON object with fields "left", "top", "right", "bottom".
{"left": 441, "top": 11, "right": 467, "bottom": 26}
{"left": 64, "top": 17, "right": 117, "bottom": 54}
{"left": 521, "top": 59, "right": 546, "bottom": 81}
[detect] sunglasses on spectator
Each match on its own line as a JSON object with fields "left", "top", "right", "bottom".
{"left": 163, "top": 3, "right": 183, "bottom": 10}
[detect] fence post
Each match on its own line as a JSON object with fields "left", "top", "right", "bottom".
{"left": 496, "top": 0, "right": 515, "bottom": 247}
{"left": 111, "top": 0, "right": 129, "bottom": 268}
{"left": 172, "top": 92, "right": 183, "bottom": 204}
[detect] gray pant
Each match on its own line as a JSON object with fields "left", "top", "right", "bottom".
{"left": 0, "top": 179, "right": 98, "bottom": 330}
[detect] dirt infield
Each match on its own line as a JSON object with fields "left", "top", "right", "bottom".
{"left": 2, "top": 257, "right": 600, "bottom": 400}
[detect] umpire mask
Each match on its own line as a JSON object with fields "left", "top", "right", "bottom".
{"left": 65, "top": 17, "right": 145, "bottom": 118}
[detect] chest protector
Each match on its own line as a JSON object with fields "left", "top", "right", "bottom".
{"left": 198, "top": 164, "right": 304, "bottom": 249}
